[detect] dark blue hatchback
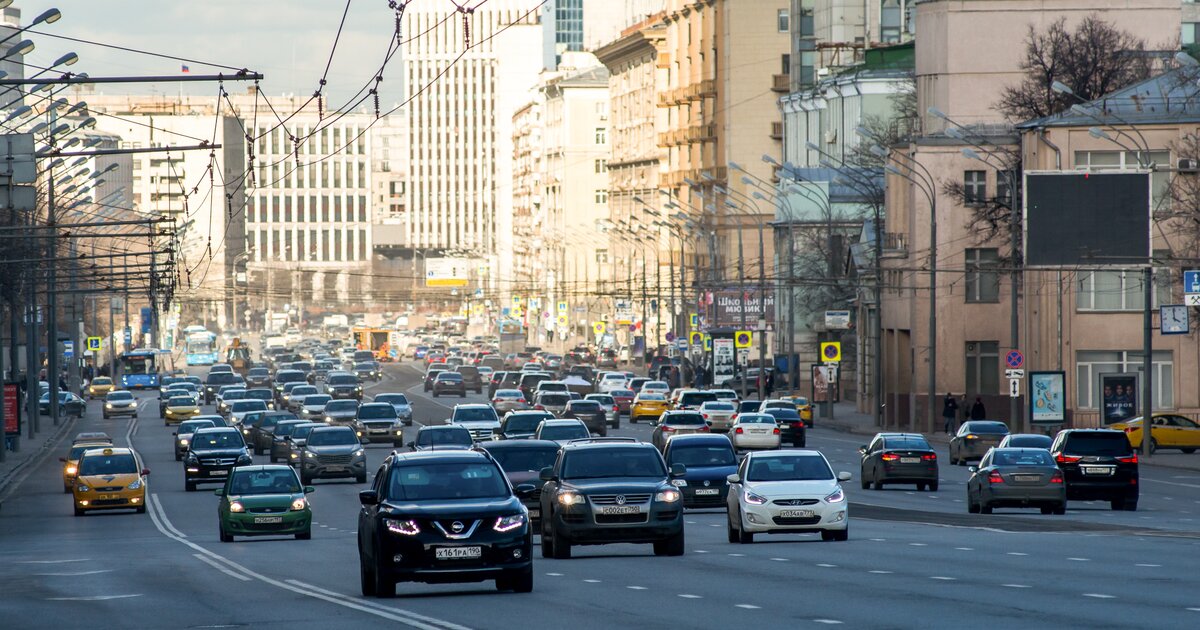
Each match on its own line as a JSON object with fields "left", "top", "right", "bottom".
{"left": 662, "top": 434, "right": 738, "bottom": 508}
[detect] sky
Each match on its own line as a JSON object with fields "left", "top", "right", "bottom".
{"left": 12, "top": 0, "right": 427, "bottom": 106}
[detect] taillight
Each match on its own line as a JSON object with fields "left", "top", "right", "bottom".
{"left": 881, "top": 453, "right": 900, "bottom": 462}
{"left": 1056, "top": 454, "right": 1081, "bottom": 464}
{"left": 534, "top": 405, "right": 544, "bottom": 410}
{"left": 1050, "top": 471, "right": 1064, "bottom": 484}
{"left": 1124, "top": 427, "right": 1136, "bottom": 433}
{"left": 772, "top": 427, "right": 780, "bottom": 435}
{"left": 793, "top": 421, "right": 805, "bottom": 429}
{"left": 702, "top": 413, "right": 709, "bottom": 419}
{"left": 921, "top": 454, "right": 937, "bottom": 461}
{"left": 1117, "top": 454, "right": 1138, "bottom": 464}
{"left": 698, "top": 426, "right": 710, "bottom": 432}
{"left": 662, "top": 425, "right": 675, "bottom": 433}
{"left": 987, "top": 471, "right": 1004, "bottom": 484}
{"left": 492, "top": 399, "right": 499, "bottom": 404}
{"left": 734, "top": 427, "right": 744, "bottom": 434}
{"left": 613, "top": 406, "right": 619, "bottom": 413}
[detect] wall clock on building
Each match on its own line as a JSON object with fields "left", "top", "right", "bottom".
{"left": 1160, "top": 305, "right": 1189, "bottom": 335}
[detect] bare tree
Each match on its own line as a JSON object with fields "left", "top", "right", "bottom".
{"left": 996, "top": 15, "right": 1154, "bottom": 122}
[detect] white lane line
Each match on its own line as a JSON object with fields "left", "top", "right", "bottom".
{"left": 868, "top": 538, "right": 886, "bottom": 542}
{"left": 955, "top": 547, "right": 974, "bottom": 551}
{"left": 1003, "top": 584, "right": 1032, "bottom": 589}
{"left": 728, "top": 553, "right": 745, "bottom": 557}
{"left": 735, "top": 604, "right": 761, "bottom": 610}
{"left": 813, "top": 620, "right": 844, "bottom": 625}
{"left": 869, "top": 570, "right": 893, "bottom": 574}
{"left": 47, "top": 594, "right": 142, "bottom": 601}
{"left": 34, "top": 569, "right": 113, "bottom": 577}
{"left": 816, "top": 563, "right": 837, "bottom": 568}
{"left": 16, "top": 558, "right": 90, "bottom": 564}
{"left": 1136, "top": 564, "right": 1161, "bottom": 567}
{"left": 287, "top": 580, "right": 473, "bottom": 630}
{"left": 148, "top": 494, "right": 188, "bottom": 539}
{"left": 1187, "top": 607, "right": 1200, "bottom": 612}
{"left": 930, "top": 576, "right": 956, "bottom": 581}
{"left": 546, "top": 572, "right": 564, "bottom": 576}
{"left": 1142, "top": 478, "right": 1200, "bottom": 489}
{"left": 627, "top": 586, "right": 647, "bottom": 590}
{"left": 1083, "top": 593, "right": 1116, "bottom": 599}
{"left": 194, "top": 554, "right": 251, "bottom": 582}
{"left": 694, "top": 550, "right": 709, "bottom": 554}
{"left": 909, "top": 543, "right": 928, "bottom": 547}
{"left": 1007, "top": 552, "right": 1028, "bottom": 556}
{"left": 686, "top": 520, "right": 696, "bottom": 524}
{"left": 770, "top": 558, "right": 789, "bottom": 562}
{"left": 583, "top": 579, "right": 602, "bottom": 583}
{"left": 678, "top": 594, "right": 702, "bottom": 599}
{"left": 707, "top": 524, "right": 721, "bottom": 528}
{"left": 1067, "top": 557, "right": 1090, "bottom": 562}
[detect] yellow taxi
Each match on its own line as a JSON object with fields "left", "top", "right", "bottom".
{"left": 631, "top": 392, "right": 671, "bottom": 424}
{"left": 86, "top": 377, "right": 116, "bottom": 400}
{"left": 72, "top": 446, "right": 149, "bottom": 516}
{"left": 60, "top": 434, "right": 115, "bottom": 493}
{"left": 1108, "top": 414, "right": 1200, "bottom": 454}
{"left": 788, "top": 396, "right": 814, "bottom": 424}
{"left": 163, "top": 394, "right": 202, "bottom": 426}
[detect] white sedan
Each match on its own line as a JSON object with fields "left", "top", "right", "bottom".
{"left": 729, "top": 413, "right": 781, "bottom": 451}
{"left": 726, "top": 450, "right": 851, "bottom": 543}
{"left": 597, "top": 373, "right": 629, "bottom": 394}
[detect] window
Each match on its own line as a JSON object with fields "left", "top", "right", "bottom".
{"left": 965, "top": 248, "right": 1000, "bottom": 302}
{"left": 1076, "top": 350, "right": 1173, "bottom": 409}
{"left": 594, "top": 159, "right": 607, "bottom": 173}
{"left": 777, "top": 8, "right": 790, "bottom": 32}
{"left": 781, "top": 54, "right": 791, "bottom": 75}
{"left": 595, "top": 127, "right": 607, "bottom": 144}
{"left": 995, "top": 171, "right": 1014, "bottom": 206}
{"left": 963, "top": 170, "right": 986, "bottom": 203}
{"left": 965, "top": 341, "right": 999, "bottom": 396}
{"left": 594, "top": 189, "right": 608, "bottom": 204}
{"left": 595, "top": 249, "right": 608, "bottom": 264}
{"left": 1076, "top": 270, "right": 1169, "bottom": 311}
{"left": 881, "top": 0, "right": 902, "bottom": 43}
{"left": 1185, "top": 22, "right": 1200, "bottom": 46}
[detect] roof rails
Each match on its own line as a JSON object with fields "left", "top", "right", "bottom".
{"left": 565, "top": 437, "right": 640, "bottom": 445}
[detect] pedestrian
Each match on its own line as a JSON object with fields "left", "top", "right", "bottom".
{"left": 942, "top": 393, "right": 959, "bottom": 434}
{"left": 970, "top": 396, "right": 986, "bottom": 420}
{"left": 765, "top": 369, "right": 775, "bottom": 397}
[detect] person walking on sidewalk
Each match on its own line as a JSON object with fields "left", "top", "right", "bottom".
{"left": 942, "top": 393, "right": 959, "bottom": 434}
{"left": 970, "top": 396, "right": 987, "bottom": 420}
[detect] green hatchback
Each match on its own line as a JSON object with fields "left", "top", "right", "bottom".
{"left": 215, "top": 465, "right": 314, "bottom": 542}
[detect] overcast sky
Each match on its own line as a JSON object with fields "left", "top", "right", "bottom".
{"left": 16, "top": 1, "right": 410, "bottom": 105}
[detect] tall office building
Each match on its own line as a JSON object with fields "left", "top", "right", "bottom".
{"left": 544, "top": 0, "right": 585, "bottom": 70}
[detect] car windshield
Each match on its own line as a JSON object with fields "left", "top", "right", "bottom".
{"left": 375, "top": 394, "right": 409, "bottom": 405}
{"left": 180, "top": 420, "right": 217, "bottom": 434}
{"left": 884, "top": 437, "right": 932, "bottom": 450}
{"left": 107, "top": 392, "right": 133, "bottom": 401}
{"left": 965, "top": 422, "right": 1009, "bottom": 434}
{"left": 222, "top": 391, "right": 247, "bottom": 401}
{"left": 504, "top": 414, "right": 548, "bottom": 433}
{"left": 245, "top": 390, "right": 273, "bottom": 401}
{"left": 93, "top": 378, "right": 113, "bottom": 385}
{"left": 540, "top": 424, "right": 589, "bottom": 441}
{"left": 192, "top": 431, "right": 245, "bottom": 449}
{"left": 736, "top": 414, "right": 774, "bottom": 424}
{"left": 1065, "top": 433, "right": 1133, "bottom": 456}
{"left": 611, "top": 389, "right": 635, "bottom": 398}
{"left": 229, "top": 469, "right": 301, "bottom": 495}
{"left": 765, "top": 409, "right": 800, "bottom": 420}
{"left": 168, "top": 397, "right": 194, "bottom": 406}
{"left": 249, "top": 369, "right": 269, "bottom": 377}
{"left": 291, "top": 387, "right": 318, "bottom": 396}
{"left": 79, "top": 453, "right": 138, "bottom": 476}
{"left": 307, "top": 428, "right": 358, "bottom": 446}
{"left": 638, "top": 393, "right": 665, "bottom": 401}
{"left": 487, "top": 446, "right": 560, "bottom": 473}
{"left": 326, "top": 401, "right": 358, "bottom": 412}
{"left": 680, "top": 392, "right": 718, "bottom": 405}
{"left": 358, "top": 405, "right": 397, "bottom": 420}
{"left": 293, "top": 425, "right": 317, "bottom": 439}
{"left": 232, "top": 401, "right": 267, "bottom": 412}
{"left": 438, "top": 373, "right": 463, "bottom": 381}
{"left": 329, "top": 375, "right": 359, "bottom": 385}
{"left": 1007, "top": 435, "right": 1052, "bottom": 448}
{"left": 304, "top": 395, "right": 332, "bottom": 406}
{"left": 670, "top": 445, "right": 736, "bottom": 467}
{"left": 455, "top": 408, "right": 498, "bottom": 423}
{"left": 274, "top": 423, "right": 302, "bottom": 437}
{"left": 588, "top": 396, "right": 614, "bottom": 405}
{"left": 665, "top": 413, "right": 705, "bottom": 426}
{"left": 497, "top": 390, "right": 524, "bottom": 399}
{"left": 416, "top": 429, "right": 473, "bottom": 447}
{"left": 993, "top": 450, "right": 1055, "bottom": 466}
{"left": 69, "top": 444, "right": 109, "bottom": 460}
{"left": 387, "top": 462, "right": 508, "bottom": 501}
{"left": 562, "top": 448, "right": 665, "bottom": 479}
{"left": 746, "top": 455, "right": 834, "bottom": 482}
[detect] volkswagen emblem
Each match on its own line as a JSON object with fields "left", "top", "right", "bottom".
{"left": 703, "top": 480, "right": 711, "bottom": 487}
{"left": 451, "top": 521, "right": 465, "bottom": 533}
{"left": 615, "top": 495, "right": 626, "bottom": 505}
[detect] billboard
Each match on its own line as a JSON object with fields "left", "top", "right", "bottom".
{"left": 1029, "top": 371, "right": 1065, "bottom": 425}
{"left": 811, "top": 364, "right": 840, "bottom": 403}
{"left": 713, "top": 338, "right": 735, "bottom": 384}
{"left": 1100, "top": 373, "right": 1138, "bottom": 425}
{"left": 713, "top": 289, "right": 775, "bottom": 325}
{"left": 1024, "top": 171, "right": 1150, "bottom": 267}
{"left": 424, "top": 257, "right": 470, "bottom": 287}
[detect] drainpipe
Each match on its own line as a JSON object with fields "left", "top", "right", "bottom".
{"left": 1037, "top": 127, "right": 1062, "bottom": 169}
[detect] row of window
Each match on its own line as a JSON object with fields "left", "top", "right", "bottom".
{"left": 250, "top": 228, "right": 369, "bottom": 263}
{"left": 257, "top": 159, "right": 368, "bottom": 190}
{"left": 962, "top": 248, "right": 1170, "bottom": 310}
{"left": 249, "top": 195, "right": 369, "bottom": 224}
{"left": 255, "top": 126, "right": 367, "bottom": 157}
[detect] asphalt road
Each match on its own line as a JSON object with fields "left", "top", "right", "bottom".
{"left": 3, "top": 360, "right": 1200, "bottom": 628}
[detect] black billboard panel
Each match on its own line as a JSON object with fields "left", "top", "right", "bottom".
{"left": 1023, "top": 171, "right": 1150, "bottom": 267}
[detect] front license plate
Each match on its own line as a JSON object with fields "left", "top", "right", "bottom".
{"left": 598, "top": 506, "right": 640, "bottom": 515}
{"left": 254, "top": 516, "right": 283, "bottom": 524}
{"left": 527, "top": 509, "right": 540, "bottom": 519}
{"left": 209, "top": 470, "right": 228, "bottom": 476}
{"left": 97, "top": 495, "right": 111, "bottom": 500}
{"left": 780, "top": 509, "right": 814, "bottom": 518}
{"left": 325, "top": 466, "right": 345, "bottom": 472}
{"left": 900, "top": 457, "right": 920, "bottom": 464}
{"left": 694, "top": 488, "right": 720, "bottom": 496}
{"left": 436, "top": 546, "right": 482, "bottom": 560}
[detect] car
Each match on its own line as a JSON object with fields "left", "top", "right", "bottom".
{"left": 215, "top": 465, "right": 314, "bottom": 542}
{"left": 532, "top": 391, "right": 571, "bottom": 417}
{"left": 998, "top": 433, "right": 1054, "bottom": 450}
{"left": 759, "top": 399, "right": 799, "bottom": 413}
{"left": 729, "top": 413, "right": 782, "bottom": 451}
{"left": 271, "top": 369, "right": 308, "bottom": 404}
{"left": 40, "top": 391, "right": 86, "bottom": 418}
{"left": 432, "top": 372, "right": 467, "bottom": 397}
{"left": 86, "top": 376, "right": 116, "bottom": 400}
{"left": 859, "top": 433, "right": 939, "bottom": 491}
{"left": 60, "top": 439, "right": 115, "bottom": 493}
{"left": 538, "top": 438, "right": 685, "bottom": 559}
{"left": 698, "top": 401, "right": 738, "bottom": 432}
{"left": 662, "top": 434, "right": 738, "bottom": 508}
{"left": 492, "top": 389, "right": 531, "bottom": 414}
{"left": 357, "top": 402, "right": 404, "bottom": 447}
{"left": 424, "top": 368, "right": 448, "bottom": 392}
{"left": 298, "top": 394, "right": 333, "bottom": 421}
{"left": 949, "top": 421, "right": 1011, "bottom": 465}
{"left": 357, "top": 449, "right": 535, "bottom": 597}
{"left": 710, "top": 389, "right": 739, "bottom": 404}
{"left": 184, "top": 427, "right": 254, "bottom": 492}
{"left": 280, "top": 383, "right": 316, "bottom": 411}
{"left": 630, "top": 393, "right": 669, "bottom": 425}
{"left": 786, "top": 396, "right": 814, "bottom": 427}
{"left": 72, "top": 446, "right": 150, "bottom": 516}
{"left": 609, "top": 389, "right": 635, "bottom": 416}
{"left": 299, "top": 425, "right": 367, "bottom": 483}
{"left": 209, "top": 364, "right": 234, "bottom": 374}
{"left": 479, "top": 439, "right": 561, "bottom": 528}
{"left": 281, "top": 422, "right": 324, "bottom": 461}
{"left": 408, "top": 425, "right": 474, "bottom": 451}
{"left": 726, "top": 450, "right": 851, "bottom": 543}
{"left": 518, "top": 372, "right": 554, "bottom": 401}
{"left": 268, "top": 419, "right": 312, "bottom": 463}
{"left": 675, "top": 389, "right": 718, "bottom": 411}
{"left": 535, "top": 380, "right": 570, "bottom": 396}
{"left": 451, "top": 404, "right": 502, "bottom": 442}
{"left": 204, "top": 371, "right": 244, "bottom": 404}
{"left": 487, "top": 371, "right": 511, "bottom": 397}
{"left": 247, "top": 411, "right": 302, "bottom": 455}
{"left": 173, "top": 417, "right": 222, "bottom": 460}
{"left": 455, "top": 365, "right": 484, "bottom": 393}
{"left": 245, "top": 367, "right": 272, "bottom": 388}
{"left": 243, "top": 388, "right": 276, "bottom": 410}
{"left": 533, "top": 419, "right": 590, "bottom": 446}
{"left": 737, "top": 400, "right": 763, "bottom": 415}
{"left": 562, "top": 400, "right": 609, "bottom": 437}
{"left": 372, "top": 393, "right": 414, "bottom": 425}
{"left": 229, "top": 400, "right": 269, "bottom": 424}
{"left": 640, "top": 380, "right": 670, "bottom": 395}
{"left": 966, "top": 447, "right": 1066, "bottom": 515}
{"left": 584, "top": 394, "right": 620, "bottom": 428}
{"left": 495, "top": 410, "right": 555, "bottom": 440}
{"left": 163, "top": 395, "right": 202, "bottom": 426}
{"left": 353, "top": 361, "right": 382, "bottom": 382}
{"left": 322, "top": 399, "right": 361, "bottom": 427}
{"left": 215, "top": 388, "right": 248, "bottom": 416}
{"left": 650, "top": 411, "right": 711, "bottom": 451}
{"left": 314, "top": 361, "right": 336, "bottom": 381}
{"left": 596, "top": 349, "right": 619, "bottom": 369}
{"left": 762, "top": 408, "right": 806, "bottom": 447}
{"left": 1108, "top": 414, "right": 1200, "bottom": 454}
{"left": 102, "top": 390, "right": 139, "bottom": 419}
{"left": 1050, "top": 429, "right": 1139, "bottom": 511}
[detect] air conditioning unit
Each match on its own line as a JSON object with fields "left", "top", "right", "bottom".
{"left": 1178, "top": 158, "right": 1199, "bottom": 173}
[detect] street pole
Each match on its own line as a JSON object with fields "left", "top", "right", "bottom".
{"left": 736, "top": 216, "right": 747, "bottom": 399}
{"left": 1009, "top": 171, "right": 1022, "bottom": 432}
{"left": 927, "top": 192, "right": 938, "bottom": 435}
{"left": 756, "top": 219, "right": 766, "bottom": 402}
{"left": 46, "top": 141, "right": 59, "bottom": 426}
{"left": 873, "top": 205, "right": 884, "bottom": 429}
{"left": 1142, "top": 266, "right": 1153, "bottom": 459}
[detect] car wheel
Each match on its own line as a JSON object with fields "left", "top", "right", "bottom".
{"left": 551, "top": 526, "right": 572, "bottom": 559}
{"left": 1183, "top": 448, "right": 1196, "bottom": 454}
{"left": 74, "top": 505, "right": 85, "bottom": 517}
{"left": 1040, "top": 506, "right": 1053, "bottom": 515}
{"left": 392, "top": 441, "right": 403, "bottom": 448}
{"left": 980, "top": 501, "right": 993, "bottom": 515}
{"left": 917, "top": 483, "right": 927, "bottom": 491}
{"left": 929, "top": 482, "right": 939, "bottom": 492}
{"left": 727, "top": 513, "right": 739, "bottom": 543}
{"left": 185, "top": 481, "right": 196, "bottom": 492}
{"left": 1053, "top": 503, "right": 1067, "bottom": 515}
{"left": 174, "top": 452, "right": 182, "bottom": 462}
{"left": 103, "top": 414, "right": 109, "bottom": 420}
{"left": 967, "top": 493, "right": 980, "bottom": 514}
{"left": 630, "top": 417, "right": 638, "bottom": 424}
{"left": 1149, "top": 438, "right": 1158, "bottom": 455}
{"left": 540, "top": 519, "right": 554, "bottom": 559}
{"left": 220, "top": 527, "right": 233, "bottom": 543}
{"left": 63, "top": 486, "right": 72, "bottom": 494}
{"left": 654, "top": 528, "right": 685, "bottom": 556}
{"left": 432, "top": 392, "right": 438, "bottom": 398}
{"left": 296, "top": 530, "right": 312, "bottom": 540}
{"left": 860, "top": 469, "right": 870, "bottom": 490}
{"left": 497, "top": 566, "right": 533, "bottom": 593}
{"left": 1123, "top": 500, "right": 1138, "bottom": 512}
{"left": 736, "top": 509, "right": 754, "bottom": 544}
{"left": 610, "top": 418, "right": 619, "bottom": 429}
{"left": 598, "top": 426, "right": 608, "bottom": 438}
{"left": 1110, "top": 498, "right": 1125, "bottom": 511}
{"left": 356, "top": 473, "right": 367, "bottom": 483}
{"left": 873, "top": 478, "right": 884, "bottom": 491}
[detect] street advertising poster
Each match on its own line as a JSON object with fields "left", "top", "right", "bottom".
{"left": 1028, "top": 371, "right": 1065, "bottom": 425}
{"left": 1100, "top": 373, "right": 1138, "bottom": 425}
{"left": 811, "top": 364, "right": 840, "bottom": 403}
{"left": 713, "top": 339, "right": 735, "bottom": 384}
{"left": 3, "top": 382, "right": 19, "bottom": 433}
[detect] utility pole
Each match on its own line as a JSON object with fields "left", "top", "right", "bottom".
{"left": 45, "top": 133, "right": 59, "bottom": 426}
{"left": 736, "top": 218, "right": 748, "bottom": 399}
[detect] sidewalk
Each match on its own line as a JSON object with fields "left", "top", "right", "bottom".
{"left": 0, "top": 412, "right": 78, "bottom": 508}
{"left": 813, "top": 401, "right": 1200, "bottom": 473}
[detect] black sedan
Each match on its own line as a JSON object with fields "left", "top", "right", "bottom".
{"left": 496, "top": 411, "right": 555, "bottom": 440}
{"left": 949, "top": 421, "right": 1010, "bottom": 465}
{"left": 967, "top": 447, "right": 1066, "bottom": 514}
{"left": 859, "top": 432, "right": 939, "bottom": 491}
{"left": 479, "top": 439, "right": 561, "bottom": 528}
{"left": 562, "top": 400, "right": 608, "bottom": 437}
{"left": 761, "top": 407, "right": 806, "bottom": 447}
{"left": 40, "top": 391, "right": 87, "bottom": 418}
{"left": 184, "top": 427, "right": 253, "bottom": 491}
{"left": 432, "top": 372, "right": 467, "bottom": 397}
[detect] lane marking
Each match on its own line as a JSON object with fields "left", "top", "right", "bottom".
{"left": 546, "top": 572, "right": 564, "bottom": 576}
{"left": 955, "top": 547, "right": 974, "bottom": 551}
{"left": 727, "top": 553, "right": 745, "bottom": 557}
{"left": 869, "top": 570, "right": 893, "bottom": 574}
{"left": 813, "top": 620, "right": 844, "bottom": 625}
{"left": 583, "top": 579, "right": 602, "bottom": 583}
{"left": 34, "top": 569, "right": 113, "bottom": 577}
{"left": 286, "top": 580, "right": 473, "bottom": 630}
{"left": 1003, "top": 584, "right": 1032, "bottom": 589}
{"left": 47, "top": 594, "right": 142, "bottom": 601}
{"left": 770, "top": 558, "right": 789, "bottom": 562}
{"left": 735, "top": 604, "right": 761, "bottom": 610}
{"left": 194, "top": 554, "right": 251, "bottom": 582}
{"left": 694, "top": 550, "right": 709, "bottom": 554}
{"left": 930, "top": 576, "right": 956, "bottom": 581}
{"left": 1083, "top": 593, "right": 1116, "bottom": 599}
{"left": 1067, "top": 557, "right": 1090, "bottom": 562}
{"left": 1187, "top": 607, "right": 1200, "bottom": 612}
{"left": 16, "top": 558, "right": 90, "bottom": 564}
{"left": 148, "top": 494, "right": 188, "bottom": 539}
{"left": 1135, "top": 563, "right": 1161, "bottom": 567}
{"left": 678, "top": 594, "right": 702, "bottom": 599}
{"left": 627, "top": 586, "right": 648, "bottom": 590}
{"left": 816, "top": 563, "right": 837, "bottom": 568}
{"left": 909, "top": 543, "right": 927, "bottom": 547}
{"left": 1007, "top": 552, "right": 1028, "bottom": 556}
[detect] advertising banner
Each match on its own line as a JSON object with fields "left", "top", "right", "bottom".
{"left": 713, "top": 289, "right": 775, "bottom": 325}
{"left": 1100, "top": 373, "right": 1138, "bottom": 425}
{"left": 713, "top": 339, "right": 735, "bottom": 384}
{"left": 1029, "top": 371, "right": 1066, "bottom": 425}
{"left": 811, "top": 364, "right": 840, "bottom": 403}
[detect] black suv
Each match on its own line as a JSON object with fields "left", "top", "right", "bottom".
{"left": 538, "top": 439, "right": 686, "bottom": 559}
{"left": 325, "top": 372, "right": 364, "bottom": 400}
{"left": 455, "top": 365, "right": 484, "bottom": 393}
{"left": 272, "top": 369, "right": 308, "bottom": 405}
{"left": 563, "top": 400, "right": 608, "bottom": 437}
{"left": 204, "top": 372, "right": 243, "bottom": 404}
{"left": 184, "top": 427, "right": 253, "bottom": 491}
{"left": 1051, "top": 429, "right": 1139, "bottom": 511}
{"left": 357, "top": 449, "right": 535, "bottom": 597}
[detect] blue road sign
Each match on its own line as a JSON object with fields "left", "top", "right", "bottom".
{"left": 1185, "top": 270, "right": 1200, "bottom": 295}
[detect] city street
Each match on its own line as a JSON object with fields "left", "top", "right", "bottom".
{"left": 2, "top": 361, "right": 1199, "bottom": 629}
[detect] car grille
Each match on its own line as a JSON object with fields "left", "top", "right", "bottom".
{"left": 589, "top": 493, "right": 652, "bottom": 506}
{"left": 772, "top": 498, "right": 819, "bottom": 506}
{"left": 91, "top": 498, "right": 129, "bottom": 507}
{"left": 247, "top": 506, "right": 287, "bottom": 514}
{"left": 772, "top": 515, "right": 822, "bottom": 526}
{"left": 199, "top": 457, "right": 238, "bottom": 467}
{"left": 466, "top": 428, "right": 493, "bottom": 441}
{"left": 317, "top": 454, "right": 352, "bottom": 465}
{"left": 595, "top": 513, "right": 649, "bottom": 524}
{"left": 95, "top": 486, "right": 124, "bottom": 492}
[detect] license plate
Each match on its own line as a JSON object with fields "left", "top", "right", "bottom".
{"left": 1083, "top": 466, "right": 1114, "bottom": 476}
{"left": 254, "top": 516, "right": 283, "bottom": 524}
{"left": 98, "top": 495, "right": 111, "bottom": 500}
{"left": 780, "top": 509, "right": 814, "bottom": 518}
{"left": 900, "top": 457, "right": 920, "bottom": 464}
{"left": 325, "top": 466, "right": 345, "bottom": 472}
{"left": 436, "top": 546, "right": 482, "bottom": 560}
{"left": 1014, "top": 475, "right": 1041, "bottom": 482}
{"left": 527, "top": 509, "right": 540, "bottom": 519}
{"left": 209, "top": 470, "right": 228, "bottom": 476}
{"left": 695, "top": 488, "right": 720, "bottom": 496}
{"left": 598, "top": 505, "right": 640, "bottom": 515}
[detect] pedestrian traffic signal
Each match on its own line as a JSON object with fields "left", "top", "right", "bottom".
{"left": 734, "top": 330, "right": 752, "bottom": 348}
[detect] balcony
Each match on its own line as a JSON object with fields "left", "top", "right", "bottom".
{"left": 657, "top": 91, "right": 672, "bottom": 107}
{"left": 771, "top": 74, "right": 790, "bottom": 93}
{"left": 882, "top": 232, "right": 908, "bottom": 256}
{"left": 769, "top": 121, "right": 783, "bottom": 140}
{"left": 698, "top": 78, "right": 716, "bottom": 97}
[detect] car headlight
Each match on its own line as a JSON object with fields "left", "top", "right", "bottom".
{"left": 743, "top": 490, "right": 768, "bottom": 505}
{"left": 353, "top": 449, "right": 364, "bottom": 457}
{"left": 179, "top": 438, "right": 189, "bottom": 446}
{"left": 325, "top": 416, "right": 334, "bottom": 423}
{"left": 494, "top": 513, "right": 526, "bottom": 532}
{"left": 237, "top": 454, "right": 253, "bottom": 465}
{"left": 557, "top": 491, "right": 584, "bottom": 506}
{"left": 186, "top": 454, "right": 199, "bottom": 465}
{"left": 824, "top": 487, "right": 846, "bottom": 504}
{"left": 76, "top": 484, "right": 90, "bottom": 492}
{"left": 290, "top": 497, "right": 308, "bottom": 511}
{"left": 127, "top": 479, "right": 143, "bottom": 490}
{"left": 229, "top": 501, "right": 245, "bottom": 513}
{"left": 384, "top": 518, "right": 420, "bottom": 536}
{"left": 65, "top": 465, "right": 78, "bottom": 475}
{"left": 105, "top": 403, "right": 113, "bottom": 409}
{"left": 291, "top": 452, "right": 299, "bottom": 459}
{"left": 655, "top": 489, "right": 681, "bottom": 503}
{"left": 670, "top": 479, "right": 688, "bottom": 487}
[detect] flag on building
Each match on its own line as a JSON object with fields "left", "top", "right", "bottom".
{"left": 181, "top": 64, "right": 190, "bottom": 73}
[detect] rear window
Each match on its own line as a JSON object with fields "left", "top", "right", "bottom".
{"left": 992, "top": 450, "right": 1055, "bottom": 466}
{"left": 539, "top": 394, "right": 570, "bottom": 405}
{"left": 884, "top": 437, "right": 931, "bottom": 450}
{"left": 665, "top": 413, "right": 705, "bottom": 426}
{"left": 680, "top": 392, "right": 719, "bottom": 405}
{"left": 611, "top": 389, "right": 635, "bottom": 398}
{"left": 496, "top": 389, "right": 525, "bottom": 398}
{"left": 1063, "top": 432, "right": 1133, "bottom": 456}
{"left": 965, "top": 422, "right": 1009, "bottom": 434}
{"left": 456, "top": 366, "right": 479, "bottom": 376}
{"left": 570, "top": 401, "right": 602, "bottom": 412}
{"left": 637, "top": 393, "right": 665, "bottom": 401}
{"left": 703, "top": 402, "right": 736, "bottom": 411}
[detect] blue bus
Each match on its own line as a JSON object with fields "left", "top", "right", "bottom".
{"left": 184, "top": 327, "right": 218, "bottom": 365}
{"left": 119, "top": 350, "right": 161, "bottom": 389}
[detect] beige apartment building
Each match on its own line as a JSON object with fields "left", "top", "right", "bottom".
{"left": 512, "top": 100, "right": 544, "bottom": 292}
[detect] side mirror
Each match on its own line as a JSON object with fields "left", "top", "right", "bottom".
{"left": 213, "top": 488, "right": 225, "bottom": 496}
{"left": 726, "top": 473, "right": 741, "bottom": 484}
{"left": 837, "top": 471, "right": 852, "bottom": 482}
{"left": 493, "top": 427, "right": 503, "bottom": 435}
{"left": 304, "top": 486, "right": 315, "bottom": 494}
{"left": 858, "top": 445, "right": 867, "bottom": 453}
{"left": 358, "top": 489, "right": 379, "bottom": 505}
{"left": 141, "top": 468, "right": 151, "bottom": 476}
{"left": 172, "top": 432, "right": 178, "bottom": 436}
{"left": 405, "top": 441, "right": 415, "bottom": 448}
{"left": 967, "top": 466, "right": 978, "bottom": 474}
{"left": 59, "top": 457, "right": 67, "bottom": 463}
{"left": 539, "top": 466, "right": 556, "bottom": 482}
{"left": 669, "top": 463, "right": 687, "bottom": 478}
{"left": 514, "top": 483, "right": 537, "bottom": 499}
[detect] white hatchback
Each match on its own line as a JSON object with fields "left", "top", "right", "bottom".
{"left": 726, "top": 450, "right": 851, "bottom": 543}
{"left": 729, "top": 413, "right": 781, "bottom": 451}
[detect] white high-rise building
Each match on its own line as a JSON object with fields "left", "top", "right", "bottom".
{"left": 402, "top": 1, "right": 542, "bottom": 295}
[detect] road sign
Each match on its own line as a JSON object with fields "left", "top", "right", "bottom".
{"left": 556, "top": 314, "right": 568, "bottom": 327}
{"left": 703, "top": 335, "right": 713, "bottom": 352}
{"left": 1005, "top": 350, "right": 1024, "bottom": 369}
{"left": 86, "top": 336, "right": 103, "bottom": 352}
{"left": 734, "top": 330, "right": 752, "bottom": 349}
{"left": 825, "top": 310, "right": 851, "bottom": 330}
{"left": 689, "top": 313, "right": 699, "bottom": 328}
{"left": 1185, "top": 270, "right": 1200, "bottom": 295}
{"left": 557, "top": 301, "right": 568, "bottom": 313}
{"left": 123, "top": 328, "right": 132, "bottom": 345}
{"left": 1188, "top": 294, "right": 1200, "bottom": 307}
{"left": 1005, "top": 369, "right": 1025, "bottom": 379}
{"left": 592, "top": 321, "right": 606, "bottom": 336}
{"left": 63, "top": 341, "right": 74, "bottom": 359}
{"left": 820, "top": 342, "right": 841, "bottom": 363}
{"left": 675, "top": 338, "right": 688, "bottom": 350}
{"left": 689, "top": 331, "right": 703, "bottom": 346}
{"left": 1008, "top": 378, "right": 1021, "bottom": 398}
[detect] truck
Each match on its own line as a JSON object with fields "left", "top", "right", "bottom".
{"left": 352, "top": 327, "right": 392, "bottom": 362}
{"left": 225, "top": 337, "right": 253, "bottom": 375}
{"left": 323, "top": 314, "right": 349, "bottom": 330}
{"left": 264, "top": 335, "right": 287, "bottom": 350}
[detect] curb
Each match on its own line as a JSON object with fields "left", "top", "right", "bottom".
{"left": 0, "top": 414, "right": 78, "bottom": 508}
